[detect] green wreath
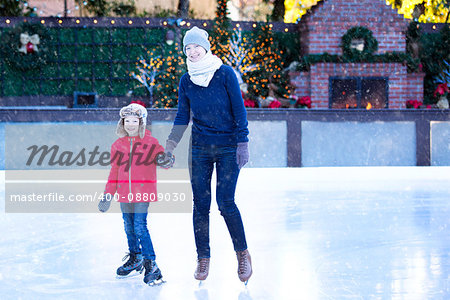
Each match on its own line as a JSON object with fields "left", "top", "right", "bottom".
{"left": 0, "top": 22, "right": 51, "bottom": 71}
{"left": 341, "top": 27, "right": 378, "bottom": 60}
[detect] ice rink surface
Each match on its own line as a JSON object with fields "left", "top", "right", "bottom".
{"left": 1, "top": 166, "right": 450, "bottom": 300}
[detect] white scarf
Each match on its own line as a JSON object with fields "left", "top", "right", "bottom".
{"left": 187, "top": 51, "right": 223, "bottom": 87}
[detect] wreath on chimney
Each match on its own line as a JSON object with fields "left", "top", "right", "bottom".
{"left": 0, "top": 22, "right": 51, "bottom": 71}
{"left": 341, "top": 26, "right": 378, "bottom": 60}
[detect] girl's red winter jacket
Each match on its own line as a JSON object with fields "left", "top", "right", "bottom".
{"left": 104, "top": 130, "right": 164, "bottom": 203}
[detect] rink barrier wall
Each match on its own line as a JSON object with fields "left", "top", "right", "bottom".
{"left": 0, "top": 107, "right": 450, "bottom": 169}
{"left": 1, "top": 108, "right": 449, "bottom": 168}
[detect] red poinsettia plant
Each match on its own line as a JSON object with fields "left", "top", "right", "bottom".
{"left": 268, "top": 99, "right": 281, "bottom": 108}
{"left": 434, "top": 83, "right": 449, "bottom": 98}
{"left": 294, "top": 96, "right": 312, "bottom": 109}
{"left": 244, "top": 99, "right": 257, "bottom": 108}
{"left": 242, "top": 91, "right": 257, "bottom": 108}
{"left": 406, "top": 99, "right": 423, "bottom": 109}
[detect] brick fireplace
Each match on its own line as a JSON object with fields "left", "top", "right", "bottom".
{"left": 290, "top": 0, "right": 425, "bottom": 109}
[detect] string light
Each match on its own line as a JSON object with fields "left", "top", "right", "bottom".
{"left": 111, "top": 20, "right": 115, "bottom": 25}
{"left": 5, "top": 19, "right": 10, "bottom": 24}
{"left": 93, "top": 19, "right": 98, "bottom": 24}
{"left": 128, "top": 20, "right": 133, "bottom": 25}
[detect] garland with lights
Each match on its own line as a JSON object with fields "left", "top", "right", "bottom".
{"left": 341, "top": 26, "right": 378, "bottom": 61}
{"left": 297, "top": 26, "right": 419, "bottom": 73}
{"left": 298, "top": 51, "right": 419, "bottom": 73}
{"left": 0, "top": 22, "right": 51, "bottom": 71}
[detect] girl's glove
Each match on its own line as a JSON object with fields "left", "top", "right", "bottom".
{"left": 98, "top": 193, "right": 112, "bottom": 213}
{"left": 236, "top": 142, "right": 249, "bottom": 169}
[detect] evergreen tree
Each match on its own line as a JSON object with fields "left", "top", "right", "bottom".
{"left": 83, "top": 0, "right": 110, "bottom": 16}
{"left": 0, "top": 0, "right": 34, "bottom": 16}
{"left": 245, "top": 23, "right": 291, "bottom": 103}
{"left": 270, "top": 0, "right": 285, "bottom": 21}
{"left": 177, "top": 0, "right": 190, "bottom": 18}
{"left": 222, "top": 27, "right": 257, "bottom": 83}
{"left": 387, "top": 0, "right": 450, "bottom": 23}
{"left": 210, "top": 0, "right": 231, "bottom": 60}
{"left": 154, "top": 43, "right": 186, "bottom": 108}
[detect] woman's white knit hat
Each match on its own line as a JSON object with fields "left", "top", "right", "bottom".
{"left": 115, "top": 103, "right": 148, "bottom": 138}
{"left": 183, "top": 26, "right": 211, "bottom": 55}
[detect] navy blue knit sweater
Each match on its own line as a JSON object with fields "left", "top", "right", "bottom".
{"left": 168, "top": 65, "right": 249, "bottom": 145}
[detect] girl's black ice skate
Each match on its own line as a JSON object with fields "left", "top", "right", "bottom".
{"left": 143, "top": 259, "right": 165, "bottom": 286}
{"left": 116, "top": 252, "right": 144, "bottom": 278}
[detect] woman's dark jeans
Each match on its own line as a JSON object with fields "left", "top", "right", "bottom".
{"left": 120, "top": 202, "right": 156, "bottom": 260}
{"left": 190, "top": 144, "right": 248, "bottom": 259}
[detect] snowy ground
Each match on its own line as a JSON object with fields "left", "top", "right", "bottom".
{"left": 1, "top": 167, "right": 450, "bottom": 300}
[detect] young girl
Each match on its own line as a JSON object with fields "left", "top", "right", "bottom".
{"left": 98, "top": 103, "right": 168, "bottom": 286}
{"left": 164, "top": 27, "right": 252, "bottom": 284}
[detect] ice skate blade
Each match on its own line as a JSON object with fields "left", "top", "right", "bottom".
{"left": 197, "top": 280, "right": 205, "bottom": 287}
{"left": 116, "top": 269, "right": 144, "bottom": 279}
{"left": 146, "top": 279, "right": 165, "bottom": 286}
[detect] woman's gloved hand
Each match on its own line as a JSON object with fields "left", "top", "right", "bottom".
{"left": 157, "top": 140, "right": 177, "bottom": 169}
{"left": 236, "top": 142, "right": 249, "bottom": 169}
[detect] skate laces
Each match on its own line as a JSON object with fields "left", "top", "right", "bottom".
{"left": 197, "top": 258, "right": 208, "bottom": 273}
{"left": 238, "top": 251, "right": 248, "bottom": 274}
{"left": 144, "top": 260, "right": 157, "bottom": 275}
{"left": 122, "top": 253, "right": 136, "bottom": 267}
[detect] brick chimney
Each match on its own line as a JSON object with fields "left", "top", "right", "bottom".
{"left": 290, "top": 0, "right": 424, "bottom": 109}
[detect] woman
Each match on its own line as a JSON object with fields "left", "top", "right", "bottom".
{"left": 165, "top": 26, "right": 252, "bottom": 283}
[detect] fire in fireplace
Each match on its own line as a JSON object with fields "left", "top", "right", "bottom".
{"left": 330, "top": 77, "right": 388, "bottom": 109}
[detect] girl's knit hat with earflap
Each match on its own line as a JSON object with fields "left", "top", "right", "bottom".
{"left": 115, "top": 103, "right": 148, "bottom": 139}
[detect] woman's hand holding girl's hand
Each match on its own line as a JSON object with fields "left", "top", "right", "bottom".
{"left": 157, "top": 140, "right": 178, "bottom": 169}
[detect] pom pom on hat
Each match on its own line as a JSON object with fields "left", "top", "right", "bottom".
{"left": 183, "top": 26, "right": 211, "bottom": 55}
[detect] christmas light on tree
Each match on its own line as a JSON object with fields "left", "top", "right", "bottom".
{"left": 153, "top": 43, "right": 186, "bottom": 109}
{"left": 245, "top": 23, "right": 292, "bottom": 104}
{"left": 221, "top": 27, "right": 257, "bottom": 83}
{"left": 210, "top": 0, "right": 232, "bottom": 60}
{"left": 130, "top": 43, "right": 186, "bottom": 108}
{"left": 130, "top": 49, "right": 163, "bottom": 107}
